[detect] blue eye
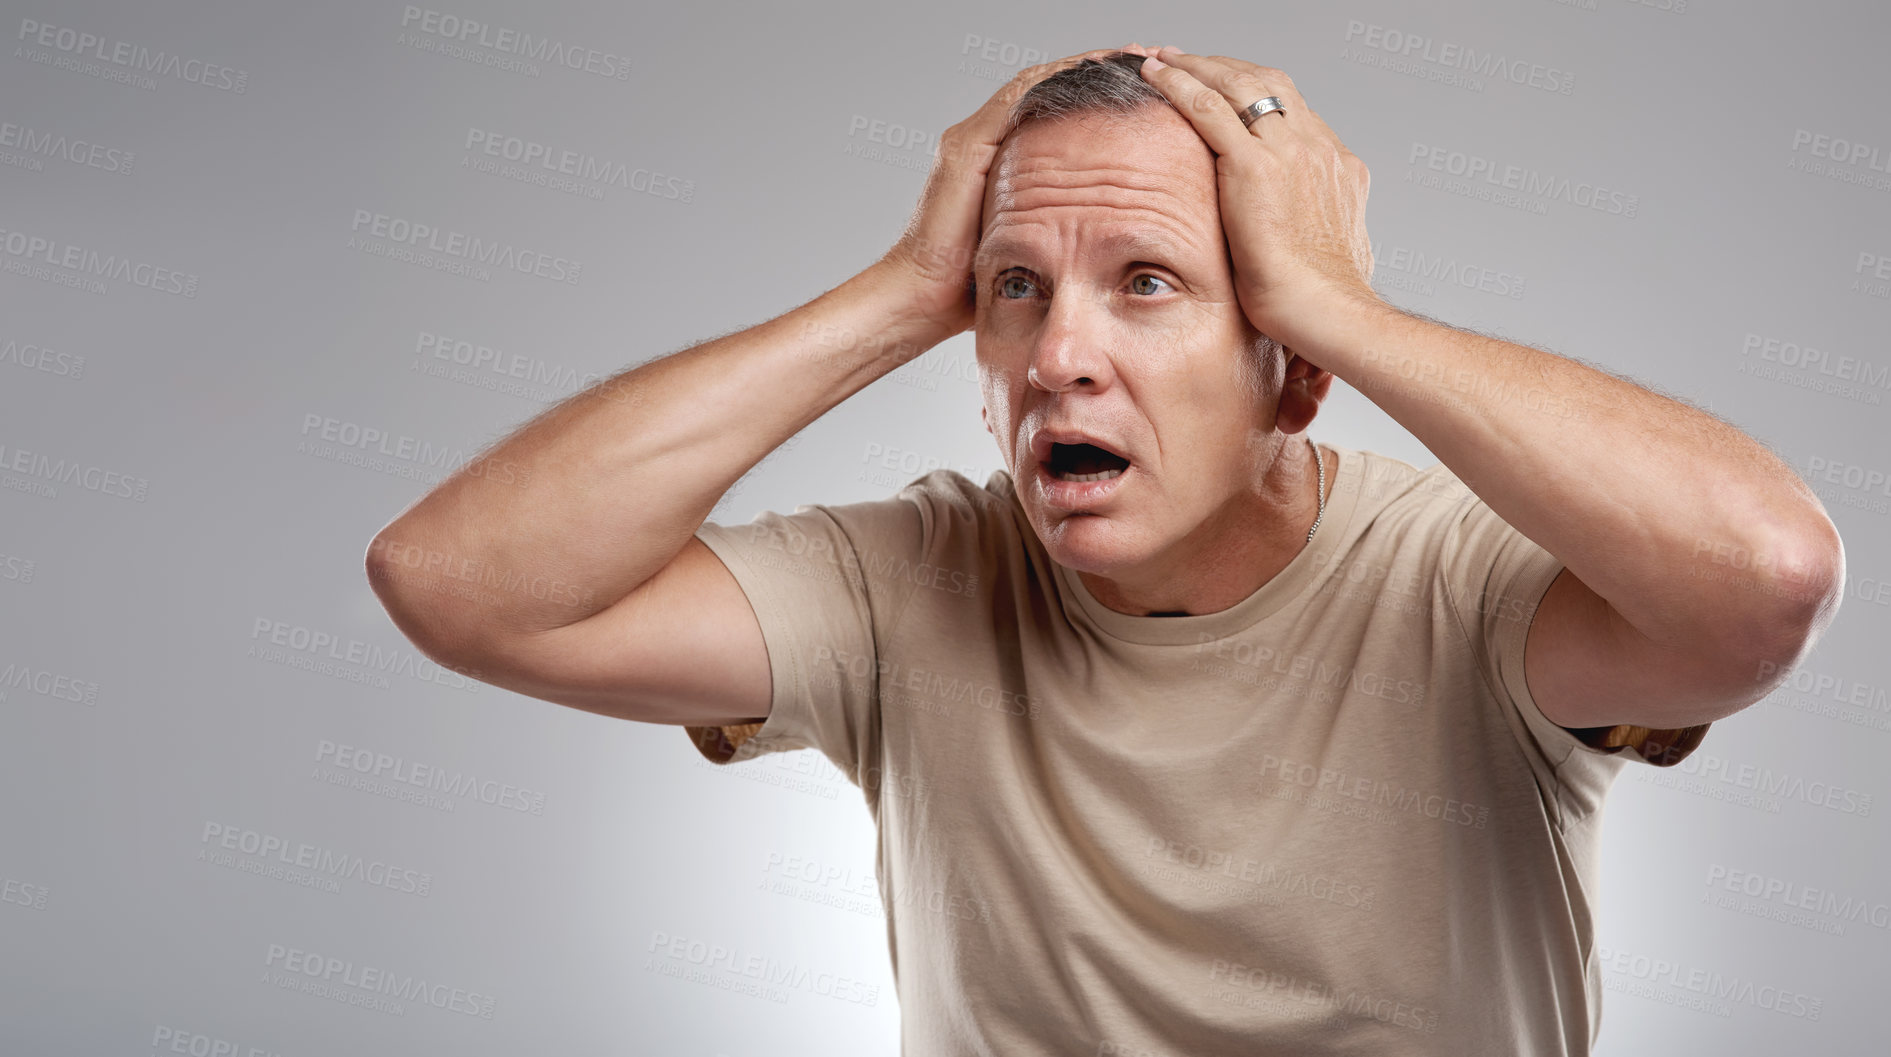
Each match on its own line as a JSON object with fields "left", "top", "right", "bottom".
{"left": 999, "top": 274, "right": 1036, "bottom": 299}
{"left": 995, "top": 272, "right": 1169, "bottom": 300}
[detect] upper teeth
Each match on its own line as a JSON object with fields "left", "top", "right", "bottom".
{"left": 1057, "top": 468, "right": 1124, "bottom": 482}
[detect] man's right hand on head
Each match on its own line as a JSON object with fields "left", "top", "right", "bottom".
{"left": 873, "top": 45, "right": 1160, "bottom": 341}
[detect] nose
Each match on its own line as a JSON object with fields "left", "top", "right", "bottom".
{"left": 1027, "top": 280, "right": 1117, "bottom": 393}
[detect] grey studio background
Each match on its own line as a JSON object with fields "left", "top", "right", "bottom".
{"left": 1, "top": 0, "right": 1886, "bottom": 1053}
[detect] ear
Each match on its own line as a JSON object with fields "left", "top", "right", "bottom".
{"left": 1275, "top": 351, "right": 1333, "bottom": 436}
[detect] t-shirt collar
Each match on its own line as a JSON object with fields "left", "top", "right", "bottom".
{"left": 996, "top": 444, "right": 1363, "bottom": 646}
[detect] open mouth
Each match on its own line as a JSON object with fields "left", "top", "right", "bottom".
{"left": 1045, "top": 442, "right": 1131, "bottom": 483}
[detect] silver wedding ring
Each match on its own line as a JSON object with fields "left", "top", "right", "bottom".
{"left": 1238, "top": 96, "right": 1286, "bottom": 127}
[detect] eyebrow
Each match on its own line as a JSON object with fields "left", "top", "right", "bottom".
{"left": 974, "top": 229, "right": 1193, "bottom": 272}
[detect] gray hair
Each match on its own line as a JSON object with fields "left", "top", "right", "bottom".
{"left": 1001, "top": 51, "right": 1178, "bottom": 140}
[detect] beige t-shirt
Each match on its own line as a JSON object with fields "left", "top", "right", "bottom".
{"left": 683, "top": 443, "right": 1708, "bottom": 1055}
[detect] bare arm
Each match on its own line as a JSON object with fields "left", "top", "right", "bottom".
{"left": 1281, "top": 293, "right": 1844, "bottom": 729}
{"left": 1135, "top": 49, "right": 1844, "bottom": 732}
{"left": 365, "top": 262, "right": 947, "bottom": 654}
{"left": 365, "top": 47, "right": 1127, "bottom": 724}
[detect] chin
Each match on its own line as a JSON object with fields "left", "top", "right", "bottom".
{"left": 1032, "top": 507, "right": 1144, "bottom": 575}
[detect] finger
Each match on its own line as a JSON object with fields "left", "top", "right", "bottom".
{"left": 1163, "top": 50, "right": 1359, "bottom": 159}
{"left": 938, "top": 49, "right": 1112, "bottom": 184}
{"left": 1137, "top": 55, "right": 1256, "bottom": 157}
{"left": 1150, "top": 52, "right": 1299, "bottom": 141}
{"left": 1158, "top": 49, "right": 1312, "bottom": 117}
{"left": 925, "top": 49, "right": 1122, "bottom": 215}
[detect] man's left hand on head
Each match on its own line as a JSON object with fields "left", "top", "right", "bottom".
{"left": 1136, "top": 47, "right": 1380, "bottom": 349}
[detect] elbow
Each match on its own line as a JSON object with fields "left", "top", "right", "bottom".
{"left": 364, "top": 524, "right": 483, "bottom": 674}
{"left": 1727, "top": 514, "right": 1846, "bottom": 704}
{"left": 365, "top": 527, "right": 429, "bottom": 651}
{"left": 364, "top": 527, "right": 414, "bottom": 620}
{"left": 1769, "top": 512, "right": 1845, "bottom": 647}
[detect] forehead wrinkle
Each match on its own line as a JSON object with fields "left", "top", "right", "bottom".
{"left": 1000, "top": 156, "right": 1183, "bottom": 190}
{"left": 994, "top": 169, "right": 1195, "bottom": 211}
{"left": 986, "top": 160, "right": 1215, "bottom": 259}
{"left": 1093, "top": 227, "right": 1205, "bottom": 264}
{"left": 974, "top": 212, "right": 1210, "bottom": 273}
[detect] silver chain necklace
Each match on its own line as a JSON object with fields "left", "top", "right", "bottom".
{"left": 1306, "top": 441, "right": 1326, "bottom": 547}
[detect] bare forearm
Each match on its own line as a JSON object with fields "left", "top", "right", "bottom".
{"left": 1285, "top": 293, "right": 1843, "bottom": 645}
{"left": 367, "top": 261, "right": 948, "bottom": 640}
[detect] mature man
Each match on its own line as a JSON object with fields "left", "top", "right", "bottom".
{"left": 366, "top": 45, "right": 1844, "bottom": 1055}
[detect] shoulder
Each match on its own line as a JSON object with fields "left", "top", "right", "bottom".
{"left": 1331, "top": 444, "right": 1479, "bottom": 540}
{"left": 888, "top": 467, "right": 1025, "bottom": 540}
{"left": 877, "top": 467, "right": 1043, "bottom": 606}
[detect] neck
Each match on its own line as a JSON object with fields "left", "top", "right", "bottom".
{"left": 1079, "top": 438, "right": 1328, "bottom": 617}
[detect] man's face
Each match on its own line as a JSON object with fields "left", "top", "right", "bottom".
{"left": 974, "top": 103, "right": 1285, "bottom": 578}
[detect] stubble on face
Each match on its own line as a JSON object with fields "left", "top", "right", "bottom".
{"left": 970, "top": 105, "right": 1288, "bottom": 587}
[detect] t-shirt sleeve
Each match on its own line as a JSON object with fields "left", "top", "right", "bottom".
{"left": 1435, "top": 484, "right": 1711, "bottom": 819}
{"left": 678, "top": 477, "right": 940, "bottom": 785}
